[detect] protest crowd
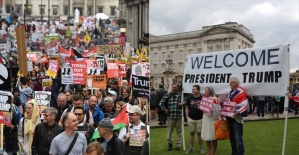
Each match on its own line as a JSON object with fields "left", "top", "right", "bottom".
{"left": 0, "top": 11, "right": 150, "bottom": 155}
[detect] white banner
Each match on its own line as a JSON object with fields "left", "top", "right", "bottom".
{"left": 61, "top": 67, "right": 73, "bottom": 84}
{"left": 183, "top": 44, "right": 289, "bottom": 96}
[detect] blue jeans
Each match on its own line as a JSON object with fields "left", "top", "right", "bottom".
{"left": 227, "top": 117, "right": 244, "bottom": 155}
{"left": 257, "top": 100, "right": 265, "bottom": 117}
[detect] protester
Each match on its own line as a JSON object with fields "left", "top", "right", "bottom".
{"left": 28, "top": 71, "right": 39, "bottom": 84}
{"left": 96, "top": 89, "right": 106, "bottom": 108}
{"left": 34, "top": 72, "right": 46, "bottom": 91}
{"left": 150, "top": 88, "right": 157, "bottom": 119}
{"left": 109, "top": 79, "right": 120, "bottom": 96}
{"left": 97, "top": 118, "right": 126, "bottom": 155}
{"left": 156, "top": 83, "right": 167, "bottom": 125}
{"left": 54, "top": 93, "right": 69, "bottom": 123}
{"left": 114, "top": 101, "right": 126, "bottom": 117}
{"left": 102, "top": 97, "right": 116, "bottom": 118}
{"left": 59, "top": 94, "right": 94, "bottom": 126}
{"left": 19, "top": 77, "right": 33, "bottom": 113}
{"left": 31, "top": 107, "right": 64, "bottom": 155}
{"left": 13, "top": 87, "right": 23, "bottom": 115}
{"left": 18, "top": 99, "right": 41, "bottom": 155}
{"left": 106, "top": 90, "right": 117, "bottom": 100}
{"left": 256, "top": 96, "right": 266, "bottom": 118}
{"left": 118, "top": 105, "right": 149, "bottom": 155}
{"left": 185, "top": 85, "right": 205, "bottom": 154}
{"left": 74, "top": 106, "right": 95, "bottom": 143}
{"left": 82, "top": 87, "right": 90, "bottom": 102}
{"left": 85, "top": 95, "right": 104, "bottom": 128}
{"left": 159, "top": 84, "right": 183, "bottom": 151}
{"left": 64, "top": 90, "right": 73, "bottom": 106}
{"left": 114, "top": 86, "right": 130, "bottom": 104}
{"left": 85, "top": 142, "right": 104, "bottom": 155}
{"left": 201, "top": 87, "right": 220, "bottom": 155}
{"left": 3, "top": 95, "right": 20, "bottom": 155}
{"left": 50, "top": 113, "right": 87, "bottom": 154}
{"left": 226, "top": 77, "right": 248, "bottom": 155}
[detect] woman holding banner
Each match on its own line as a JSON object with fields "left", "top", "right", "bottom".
{"left": 17, "top": 99, "right": 41, "bottom": 155}
{"left": 201, "top": 87, "right": 221, "bottom": 155}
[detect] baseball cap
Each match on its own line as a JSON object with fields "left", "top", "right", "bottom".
{"left": 127, "top": 105, "right": 142, "bottom": 115}
{"left": 98, "top": 118, "right": 114, "bottom": 128}
{"left": 110, "top": 79, "right": 118, "bottom": 85}
{"left": 107, "top": 90, "right": 117, "bottom": 96}
{"left": 38, "top": 72, "right": 46, "bottom": 79}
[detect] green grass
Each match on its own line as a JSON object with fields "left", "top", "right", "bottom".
{"left": 150, "top": 119, "right": 299, "bottom": 155}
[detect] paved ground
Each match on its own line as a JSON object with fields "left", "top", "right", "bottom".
{"left": 149, "top": 111, "right": 299, "bottom": 129}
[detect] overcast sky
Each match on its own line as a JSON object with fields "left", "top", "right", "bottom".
{"left": 150, "top": 0, "right": 299, "bottom": 72}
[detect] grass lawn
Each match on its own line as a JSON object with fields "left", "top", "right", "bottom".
{"left": 150, "top": 119, "right": 299, "bottom": 155}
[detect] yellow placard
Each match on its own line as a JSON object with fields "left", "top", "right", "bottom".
{"left": 46, "top": 70, "right": 57, "bottom": 78}
{"left": 42, "top": 79, "right": 53, "bottom": 87}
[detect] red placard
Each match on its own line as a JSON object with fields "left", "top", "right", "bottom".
{"left": 119, "top": 63, "right": 126, "bottom": 77}
{"left": 199, "top": 96, "right": 214, "bottom": 113}
{"left": 220, "top": 101, "right": 236, "bottom": 118}
{"left": 71, "top": 60, "right": 87, "bottom": 84}
{"left": 106, "top": 60, "right": 119, "bottom": 78}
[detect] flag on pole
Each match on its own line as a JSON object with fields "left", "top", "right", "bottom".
{"left": 84, "top": 32, "right": 91, "bottom": 43}
{"left": 58, "top": 45, "right": 71, "bottom": 56}
{"left": 90, "top": 104, "right": 129, "bottom": 142}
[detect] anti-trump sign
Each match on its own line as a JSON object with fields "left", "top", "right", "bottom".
{"left": 0, "top": 91, "right": 11, "bottom": 112}
{"left": 183, "top": 44, "right": 289, "bottom": 96}
{"left": 34, "top": 91, "right": 51, "bottom": 106}
{"left": 132, "top": 75, "right": 149, "bottom": 98}
{"left": 71, "top": 60, "right": 87, "bottom": 84}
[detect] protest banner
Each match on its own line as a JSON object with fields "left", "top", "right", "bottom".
{"left": 221, "top": 101, "right": 236, "bottom": 118}
{"left": 97, "top": 44, "right": 124, "bottom": 55}
{"left": 42, "top": 79, "right": 53, "bottom": 87}
{"left": 86, "top": 74, "right": 107, "bottom": 89}
{"left": 85, "top": 59, "right": 101, "bottom": 75}
{"left": 129, "top": 128, "right": 146, "bottom": 147}
{"left": 106, "top": 59, "right": 119, "bottom": 78}
{"left": 27, "top": 52, "right": 38, "bottom": 62}
{"left": 71, "top": 60, "right": 87, "bottom": 84}
{"left": 27, "top": 61, "right": 33, "bottom": 71}
{"left": 119, "top": 63, "right": 127, "bottom": 77}
{"left": 99, "top": 59, "right": 104, "bottom": 71}
{"left": 34, "top": 91, "right": 51, "bottom": 106}
{"left": 132, "top": 75, "right": 149, "bottom": 98}
{"left": 183, "top": 44, "right": 289, "bottom": 96}
{"left": 132, "top": 63, "right": 147, "bottom": 76}
{"left": 0, "top": 91, "right": 11, "bottom": 112}
{"left": 46, "top": 62, "right": 59, "bottom": 78}
{"left": 82, "top": 46, "right": 97, "bottom": 57}
{"left": 61, "top": 66, "right": 73, "bottom": 84}
{"left": 199, "top": 96, "right": 214, "bottom": 113}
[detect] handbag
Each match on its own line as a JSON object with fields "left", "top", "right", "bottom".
{"left": 65, "top": 132, "right": 79, "bottom": 155}
{"left": 214, "top": 119, "right": 230, "bottom": 140}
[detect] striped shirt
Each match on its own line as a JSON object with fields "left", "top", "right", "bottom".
{"left": 159, "top": 92, "right": 182, "bottom": 118}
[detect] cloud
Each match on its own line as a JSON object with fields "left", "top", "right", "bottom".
{"left": 150, "top": 0, "right": 299, "bottom": 72}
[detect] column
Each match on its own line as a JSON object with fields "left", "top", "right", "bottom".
{"left": 144, "top": 2, "right": 149, "bottom": 34}
{"left": 2, "top": 0, "right": 6, "bottom": 16}
{"left": 70, "top": 0, "right": 73, "bottom": 16}
{"left": 83, "top": 0, "right": 87, "bottom": 16}
{"left": 93, "top": 0, "right": 96, "bottom": 16}
{"left": 22, "top": 0, "right": 25, "bottom": 17}
{"left": 60, "top": 0, "right": 63, "bottom": 16}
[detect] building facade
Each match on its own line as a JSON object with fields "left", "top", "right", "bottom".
{"left": 118, "top": 0, "right": 149, "bottom": 48}
{"left": 1, "top": 0, "right": 119, "bottom": 22}
{"left": 150, "top": 22, "right": 255, "bottom": 91}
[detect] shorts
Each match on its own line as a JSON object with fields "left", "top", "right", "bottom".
{"left": 270, "top": 100, "right": 279, "bottom": 108}
{"left": 187, "top": 117, "right": 202, "bottom": 133}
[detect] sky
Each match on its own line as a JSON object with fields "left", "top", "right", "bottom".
{"left": 149, "top": 0, "right": 299, "bottom": 72}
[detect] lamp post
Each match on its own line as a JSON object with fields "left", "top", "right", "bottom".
{"left": 40, "top": 0, "right": 43, "bottom": 24}
{"left": 48, "top": 0, "right": 50, "bottom": 25}
{"left": 163, "top": 54, "right": 176, "bottom": 92}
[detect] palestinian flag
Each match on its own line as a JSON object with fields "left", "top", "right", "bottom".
{"left": 90, "top": 104, "right": 129, "bottom": 142}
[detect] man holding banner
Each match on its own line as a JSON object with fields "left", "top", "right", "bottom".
{"left": 159, "top": 84, "right": 183, "bottom": 151}
{"left": 226, "top": 77, "right": 248, "bottom": 155}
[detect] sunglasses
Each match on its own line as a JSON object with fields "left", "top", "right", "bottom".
{"left": 74, "top": 113, "right": 83, "bottom": 116}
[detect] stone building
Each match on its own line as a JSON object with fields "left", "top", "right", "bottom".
{"left": 1, "top": 0, "right": 119, "bottom": 22}
{"left": 118, "top": 0, "right": 149, "bottom": 48}
{"left": 150, "top": 22, "right": 255, "bottom": 91}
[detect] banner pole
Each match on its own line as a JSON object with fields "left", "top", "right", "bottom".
{"left": 282, "top": 44, "right": 290, "bottom": 155}
{"left": 181, "top": 94, "right": 185, "bottom": 151}
{"left": 0, "top": 124, "right": 3, "bottom": 149}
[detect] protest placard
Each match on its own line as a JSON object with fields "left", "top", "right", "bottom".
{"left": 132, "top": 75, "right": 149, "bottom": 98}
{"left": 71, "top": 60, "right": 87, "bottom": 84}
{"left": 42, "top": 79, "right": 53, "bottom": 87}
{"left": 106, "top": 59, "right": 119, "bottom": 78}
{"left": 86, "top": 74, "right": 107, "bottom": 89}
{"left": 46, "top": 62, "right": 59, "bottom": 78}
{"left": 199, "top": 96, "right": 214, "bottom": 113}
{"left": 221, "top": 101, "right": 236, "bottom": 118}
{"left": 0, "top": 91, "right": 11, "bottom": 112}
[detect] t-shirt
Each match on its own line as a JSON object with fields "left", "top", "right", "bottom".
{"left": 49, "top": 132, "right": 87, "bottom": 155}
{"left": 186, "top": 95, "right": 203, "bottom": 120}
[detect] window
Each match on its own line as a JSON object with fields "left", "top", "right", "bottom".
{"left": 225, "top": 46, "right": 230, "bottom": 51}
{"left": 179, "top": 50, "right": 183, "bottom": 58}
{"left": 198, "top": 49, "right": 202, "bottom": 53}
{"left": 170, "top": 51, "right": 174, "bottom": 58}
{"left": 208, "top": 47, "right": 213, "bottom": 52}
{"left": 154, "top": 53, "right": 158, "bottom": 60}
{"left": 88, "top": 7, "right": 92, "bottom": 15}
{"left": 162, "top": 52, "right": 166, "bottom": 60}
{"left": 216, "top": 46, "right": 221, "bottom": 52}
{"left": 52, "top": 6, "right": 58, "bottom": 15}
{"left": 6, "top": 6, "right": 11, "bottom": 14}
{"left": 179, "top": 65, "right": 183, "bottom": 73}
{"left": 155, "top": 83, "right": 158, "bottom": 88}
{"left": 17, "top": 6, "right": 22, "bottom": 14}
{"left": 39, "top": 5, "right": 45, "bottom": 15}
{"left": 64, "top": 7, "right": 68, "bottom": 15}
{"left": 188, "top": 49, "right": 193, "bottom": 55}
{"left": 98, "top": 7, "right": 103, "bottom": 13}
{"left": 111, "top": 7, "right": 116, "bottom": 16}
{"left": 27, "top": 6, "right": 32, "bottom": 15}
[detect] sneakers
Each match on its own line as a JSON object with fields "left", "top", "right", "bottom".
{"left": 200, "top": 148, "right": 205, "bottom": 154}
{"left": 168, "top": 143, "right": 173, "bottom": 151}
{"left": 185, "top": 148, "right": 193, "bottom": 154}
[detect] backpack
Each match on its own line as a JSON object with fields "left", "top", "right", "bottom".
{"left": 67, "top": 106, "right": 90, "bottom": 124}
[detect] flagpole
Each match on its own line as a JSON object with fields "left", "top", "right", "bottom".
{"left": 282, "top": 44, "right": 290, "bottom": 155}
